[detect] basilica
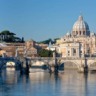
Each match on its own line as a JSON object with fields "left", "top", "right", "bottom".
{"left": 56, "top": 15, "right": 96, "bottom": 57}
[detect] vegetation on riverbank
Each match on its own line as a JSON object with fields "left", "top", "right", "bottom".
{"left": 38, "top": 49, "right": 53, "bottom": 57}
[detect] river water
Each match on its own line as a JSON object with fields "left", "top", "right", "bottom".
{"left": 0, "top": 68, "right": 96, "bottom": 96}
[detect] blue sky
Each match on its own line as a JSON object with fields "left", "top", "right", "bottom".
{"left": 0, "top": 0, "right": 96, "bottom": 41}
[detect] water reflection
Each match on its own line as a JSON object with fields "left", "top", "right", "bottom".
{"left": 84, "top": 73, "right": 88, "bottom": 96}
{"left": 0, "top": 69, "right": 96, "bottom": 96}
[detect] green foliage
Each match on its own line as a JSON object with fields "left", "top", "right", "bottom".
{"left": 38, "top": 38, "right": 60, "bottom": 44}
{"left": 1, "top": 30, "right": 10, "bottom": 34}
{"left": 53, "top": 38, "right": 60, "bottom": 43}
{"left": 38, "top": 49, "right": 53, "bottom": 57}
{"left": 0, "top": 30, "right": 25, "bottom": 43}
{"left": 21, "top": 37, "right": 25, "bottom": 43}
{"left": 38, "top": 38, "right": 52, "bottom": 44}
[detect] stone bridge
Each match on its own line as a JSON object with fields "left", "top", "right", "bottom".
{"left": 0, "top": 57, "right": 96, "bottom": 72}
{"left": 29, "top": 57, "right": 96, "bottom": 72}
{"left": 0, "top": 57, "right": 21, "bottom": 70}
{"left": 0, "top": 57, "right": 30, "bottom": 74}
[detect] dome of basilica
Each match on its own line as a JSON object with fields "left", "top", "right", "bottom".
{"left": 72, "top": 16, "right": 90, "bottom": 36}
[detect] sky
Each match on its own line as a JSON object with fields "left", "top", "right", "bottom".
{"left": 0, "top": 0, "right": 96, "bottom": 41}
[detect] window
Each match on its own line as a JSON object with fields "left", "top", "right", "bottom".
{"left": 80, "top": 51, "right": 82, "bottom": 53}
{"left": 73, "top": 48, "right": 76, "bottom": 56}
{"left": 87, "top": 49, "right": 90, "bottom": 54}
{"left": 83, "top": 31, "right": 85, "bottom": 35}
{"left": 68, "top": 51, "right": 70, "bottom": 56}
{"left": 73, "top": 49, "right": 76, "bottom": 53}
{"left": 80, "top": 31, "right": 81, "bottom": 35}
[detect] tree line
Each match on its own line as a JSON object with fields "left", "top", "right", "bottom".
{"left": 37, "top": 38, "right": 59, "bottom": 44}
{"left": 0, "top": 30, "right": 24, "bottom": 43}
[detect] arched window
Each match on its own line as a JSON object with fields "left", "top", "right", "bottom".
{"left": 83, "top": 31, "right": 85, "bottom": 35}
{"left": 68, "top": 51, "right": 70, "bottom": 56}
{"left": 73, "top": 48, "right": 76, "bottom": 56}
{"left": 80, "top": 31, "right": 81, "bottom": 35}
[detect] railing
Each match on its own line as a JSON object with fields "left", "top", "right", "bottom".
{"left": 28, "top": 57, "right": 96, "bottom": 60}
{"left": 0, "top": 56, "right": 96, "bottom": 62}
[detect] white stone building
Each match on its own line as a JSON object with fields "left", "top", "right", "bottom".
{"left": 56, "top": 15, "right": 96, "bottom": 57}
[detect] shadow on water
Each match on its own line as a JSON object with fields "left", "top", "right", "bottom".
{"left": 54, "top": 72, "right": 59, "bottom": 80}
{"left": 0, "top": 69, "right": 30, "bottom": 95}
{"left": 18, "top": 73, "right": 30, "bottom": 84}
{"left": 58, "top": 63, "right": 64, "bottom": 71}
{"left": 83, "top": 72, "right": 88, "bottom": 96}
{"left": 49, "top": 71, "right": 61, "bottom": 85}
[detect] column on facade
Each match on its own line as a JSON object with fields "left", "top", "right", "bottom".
{"left": 76, "top": 48, "right": 79, "bottom": 57}
{"left": 83, "top": 40, "right": 86, "bottom": 56}
{"left": 75, "top": 31, "right": 76, "bottom": 35}
{"left": 81, "top": 31, "right": 83, "bottom": 36}
{"left": 90, "top": 38, "right": 92, "bottom": 56}
{"left": 71, "top": 48, "right": 73, "bottom": 57}
{"left": 66, "top": 47, "right": 68, "bottom": 57}
{"left": 82, "top": 44, "right": 84, "bottom": 57}
{"left": 79, "top": 31, "right": 80, "bottom": 36}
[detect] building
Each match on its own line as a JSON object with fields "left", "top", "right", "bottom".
{"left": 0, "top": 42, "right": 24, "bottom": 57}
{"left": 56, "top": 15, "right": 96, "bottom": 57}
{"left": 24, "top": 40, "right": 38, "bottom": 57}
{"left": 0, "top": 40, "right": 48, "bottom": 57}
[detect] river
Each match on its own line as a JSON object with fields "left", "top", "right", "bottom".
{"left": 0, "top": 68, "right": 96, "bottom": 96}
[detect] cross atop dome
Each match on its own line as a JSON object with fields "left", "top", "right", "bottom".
{"left": 78, "top": 15, "right": 83, "bottom": 21}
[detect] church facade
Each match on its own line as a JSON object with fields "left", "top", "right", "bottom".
{"left": 56, "top": 16, "right": 96, "bottom": 57}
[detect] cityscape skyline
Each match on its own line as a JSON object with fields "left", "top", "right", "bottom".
{"left": 0, "top": 0, "right": 96, "bottom": 41}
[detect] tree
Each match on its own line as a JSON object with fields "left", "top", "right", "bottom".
{"left": 0, "top": 30, "right": 16, "bottom": 42}
{"left": 21, "top": 37, "right": 25, "bottom": 43}
{"left": 38, "top": 49, "right": 53, "bottom": 57}
{"left": 38, "top": 38, "right": 52, "bottom": 44}
{"left": 1, "top": 30, "right": 11, "bottom": 40}
{"left": 0, "top": 30, "right": 24, "bottom": 43}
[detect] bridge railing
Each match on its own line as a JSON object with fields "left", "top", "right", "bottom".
{"left": 0, "top": 56, "right": 96, "bottom": 61}
{"left": 27, "top": 57, "right": 96, "bottom": 60}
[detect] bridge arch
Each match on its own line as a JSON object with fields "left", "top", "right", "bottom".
{"left": 6, "top": 61, "right": 15, "bottom": 67}
{"left": 88, "top": 61, "right": 96, "bottom": 70}
{"left": 60, "top": 60, "right": 80, "bottom": 69}
{"left": 0, "top": 58, "right": 21, "bottom": 70}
